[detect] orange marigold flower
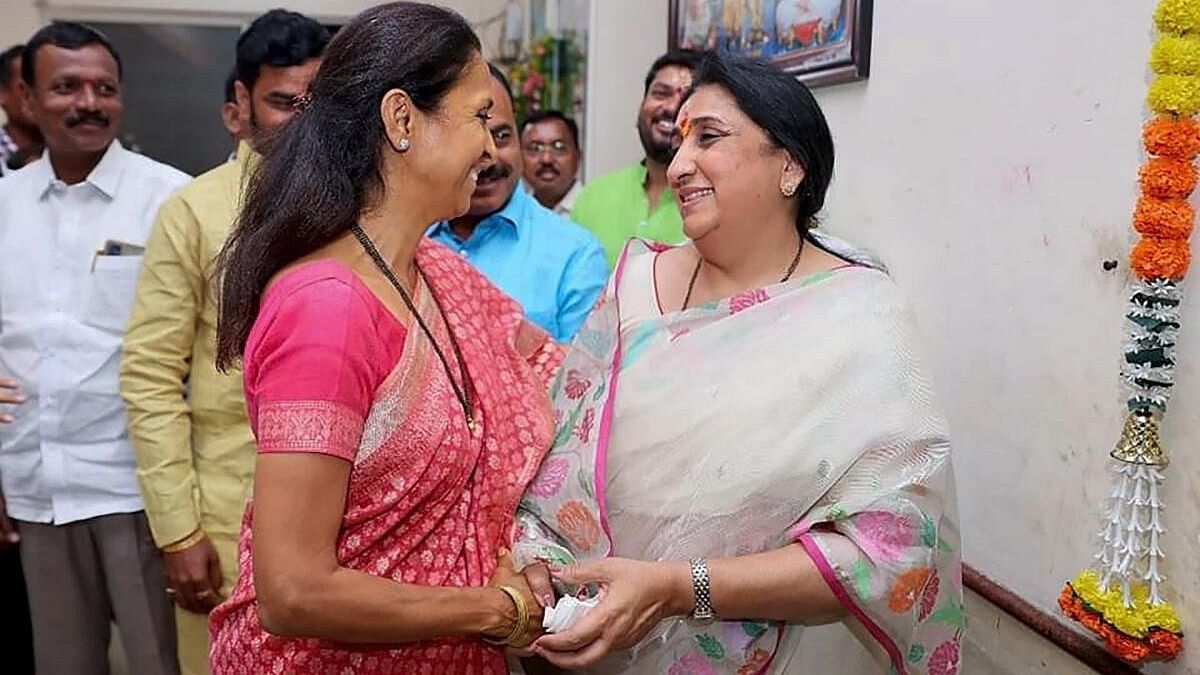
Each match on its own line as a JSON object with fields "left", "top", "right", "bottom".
{"left": 1131, "top": 237, "right": 1191, "bottom": 280}
{"left": 556, "top": 500, "right": 602, "bottom": 552}
{"left": 887, "top": 567, "right": 933, "bottom": 614}
{"left": 1058, "top": 584, "right": 1077, "bottom": 615}
{"left": 1081, "top": 611, "right": 1105, "bottom": 634}
{"left": 1133, "top": 196, "right": 1196, "bottom": 239}
{"left": 1139, "top": 157, "right": 1199, "bottom": 198}
{"left": 1147, "top": 629, "right": 1184, "bottom": 660}
{"left": 1101, "top": 623, "right": 1151, "bottom": 664}
{"left": 1144, "top": 116, "right": 1200, "bottom": 159}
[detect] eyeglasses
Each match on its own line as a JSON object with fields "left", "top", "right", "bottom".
{"left": 524, "top": 140, "right": 573, "bottom": 157}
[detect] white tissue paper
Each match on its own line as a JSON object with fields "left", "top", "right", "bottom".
{"left": 542, "top": 595, "right": 599, "bottom": 633}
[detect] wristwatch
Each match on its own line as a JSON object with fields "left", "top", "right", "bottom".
{"left": 689, "top": 558, "right": 716, "bottom": 625}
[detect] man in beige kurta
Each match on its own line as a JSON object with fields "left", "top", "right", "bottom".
{"left": 119, "top": 10, "right": 328, "bottom": 673}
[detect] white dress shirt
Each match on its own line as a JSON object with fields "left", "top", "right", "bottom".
{"left": 0, "top": 141, "right": 190, "bottom": 524}
{"left": 527, "top": 179, "right": 583, "bottom": 216}
{"left": 554, "top": 179, "right": 583, "bottom": 216}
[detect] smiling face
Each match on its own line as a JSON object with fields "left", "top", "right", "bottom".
{"left": 637, "top": 64, "right": 692, "bottom": 164}
{"left": 667, "top": 83, "right": 802, "bottom": 243}
{"left": 521, "top": 116, "right": 580, "bottom": 207}
{"left": 464, "top": 74, "right": 521, "bottom": 217}
{"left": 26, "top": 43, "right": 122, "bottom": 157}
{"left": 401, "top": 54, "right": 499, "bottom": 221}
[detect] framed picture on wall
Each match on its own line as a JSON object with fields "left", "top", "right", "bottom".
{"left": 668, "top": 0, "right": 873, "bottom": 88}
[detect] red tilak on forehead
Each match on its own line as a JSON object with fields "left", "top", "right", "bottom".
{"left": 679, "top": 114, "right": 693, "bottom": 140}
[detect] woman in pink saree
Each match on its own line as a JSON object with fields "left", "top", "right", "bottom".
{"left": 517, "top": 54, "right": 962, "bottom": 674}
{"left": 207, "top": 4, "right": 560, "bottom": 673}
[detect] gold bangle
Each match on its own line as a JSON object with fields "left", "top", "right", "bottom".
{"left": 482, "top": 585, "right": 530, "bottom": 647}
{"left": 161, "top": 529, "right": 205, "bottom": 554}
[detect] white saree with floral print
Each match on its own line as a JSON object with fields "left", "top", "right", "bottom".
{"left": 515, "top": 235, "right": 964, "bottom": 675}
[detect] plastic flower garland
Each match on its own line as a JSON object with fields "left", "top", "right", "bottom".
{"left": 1059, "top": 0, "right": 1198, "bottom": 664}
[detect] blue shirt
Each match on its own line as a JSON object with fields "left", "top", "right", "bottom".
{"left": 428, "top": 186, "right": 609, "bottom": 342}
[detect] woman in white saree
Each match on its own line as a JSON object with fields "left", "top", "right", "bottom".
{"left": 516, "top": 53, "right": 962, "bottom": 675}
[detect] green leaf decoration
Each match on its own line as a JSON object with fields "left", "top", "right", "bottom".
{"left": 907, "top": 644, "right": 926, "bottom": 663}
{"left": 741, "top": 621, "right": 769, "bottom": 639}
{"left": 851, "top": 559, "right": 874, "bottom": 601}
{"left": 695, "top": 634, "right": 726, "bottom": 660}
{"left": 552, "top": 403, "right": 583, "bottom": 449}
{"left": 921, "top": 517, "right": 937, "bottom": 548}
{"left": 937, "top": 536, "right": 955, "bottom": 553}
{"left": 927, "top": 603, "right": 967, "bottom": 629}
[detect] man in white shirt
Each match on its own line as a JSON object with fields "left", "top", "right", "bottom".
{"left": 0, "top": 22, "right": 189, "bottom": 675}
{"left": 520, "top": 109, "right": 584, "bottom": 215}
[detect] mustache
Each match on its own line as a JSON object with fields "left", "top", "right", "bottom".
{"left": 536, "top": 162, "right": 560, "bottom": 176}
{"left": 64, "top": 110, "right": 111, "bottom": 128}
{"left": 478, "top": 163, "right": 512, "bottom": 181}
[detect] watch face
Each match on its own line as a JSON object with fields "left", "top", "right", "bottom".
{"left": 689, "top": 612, "right": 717, "bottom": 627}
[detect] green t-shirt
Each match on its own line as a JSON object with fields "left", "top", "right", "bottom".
{"left": 570, "top": 162, "right": 685, "bottom": 265}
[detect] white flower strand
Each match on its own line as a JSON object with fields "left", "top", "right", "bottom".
{"left": 1131, "top": 279, "right": 1182, "bottom": 303}
{"left": 1096, "top": 462, "right": 1168, "bottom": 606}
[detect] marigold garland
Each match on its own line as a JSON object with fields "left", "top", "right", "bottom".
{"left": 1132, "top": 234, "right": 1193, "bottom": 280}
{"left": 1144, "top": 116, "right": 1200, "bottom": 158}
{"left": 1156, "top": 0, "right": 1200, "bottom": 34}
{"left": 1060, "top": 576, "right": 1183, "bottom": 663}
{"left": 1139, "top": 157, "right": 1199, "bottom": 197}
{"left": 1148, "top": 74, "right": 1200, "bottom": 116}
{"left": 1151, "top": 36, "right": 1200, "bottom": 75}
{"left": 1133, "top": 196, "right": 1196, "bottom": 237}
{"left": 1064, "top": 0, "right": 1196, "bottom": 664}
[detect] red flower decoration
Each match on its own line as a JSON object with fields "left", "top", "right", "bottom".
{"left": 556, "top": 500, "right": 602, "bottom": 551}
{"left": 920, "top": 572, "right": 941, "bottom": 621}
{"left": 927, "top": 636, "right": 961, "bottom": 675}
{"left": 564, "top": 370, "right": 591, "bottom": 400}
{"left": 730, "top": 288, "right": 769, "bottom": 314}
{"left": 574, "top": 408, "right": 595, "bottom": 443}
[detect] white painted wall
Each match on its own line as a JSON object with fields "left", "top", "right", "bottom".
{"left": 582, "top": 0, "right": 668, "bottom": 179}
{"left": 812, "top": 2, "right": 1199, "bottom": 673}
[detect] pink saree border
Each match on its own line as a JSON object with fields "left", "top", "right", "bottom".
{"left": 591, "top": 240, "right": 638, "bottom": 548}
{"left": 795, "top": 529, "right": 909, "bottom": 675}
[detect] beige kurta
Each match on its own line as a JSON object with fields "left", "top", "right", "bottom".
{"left": 120, "top": 143, "right": 258, "bottom": 675}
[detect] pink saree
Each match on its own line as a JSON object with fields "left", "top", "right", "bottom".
{"left": 515, "top": 236, "right": 963, "bottom": 675}
{"left": 209, "top": 241, "right": 562, "bottom": 675}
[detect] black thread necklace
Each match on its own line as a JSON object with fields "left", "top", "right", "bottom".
{"left": 350, "top": 224, "right": 479, "bottom": 436}
{"left": 682, "top": 235, "right": 806, "bottom": 310}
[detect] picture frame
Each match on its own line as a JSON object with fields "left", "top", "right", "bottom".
{"left": 668, "top": 0, "right": 873, "bottom": 88}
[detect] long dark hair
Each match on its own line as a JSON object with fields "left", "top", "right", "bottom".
{"left": 214, "top": 2, "right": 481, "bottom": 371}
{"left": 686, "top": 53, "right": 835, "bottom": 233}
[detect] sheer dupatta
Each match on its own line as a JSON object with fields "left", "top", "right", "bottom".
{"left": 515, "top": 237, "right": 963, "bottom": 675}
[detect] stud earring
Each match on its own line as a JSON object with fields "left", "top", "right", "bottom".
{"left": 781, "top": 179, "right": 799, "bottom": 197}
{"left": 397, "top": 139, "right": 410, "bottom": 152}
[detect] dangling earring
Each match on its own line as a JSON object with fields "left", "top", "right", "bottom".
{"left": 397, "top": 138, "right": 411, "bottom": 152}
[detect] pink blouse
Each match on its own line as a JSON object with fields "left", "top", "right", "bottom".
{"left": 210, "top": 242, "right": 563, "bottom": 675}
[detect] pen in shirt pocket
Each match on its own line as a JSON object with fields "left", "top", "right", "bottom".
{"left": 91, "top": 239, "right": 145, "bottom": 272}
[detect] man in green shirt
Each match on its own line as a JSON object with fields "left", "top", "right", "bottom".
{"left": 571, "top": 50, "right": 704, "bottom": 264}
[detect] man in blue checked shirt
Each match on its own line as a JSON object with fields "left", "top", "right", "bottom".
{"left": 428, "top": 64, "right": 608, "bottom": 343}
